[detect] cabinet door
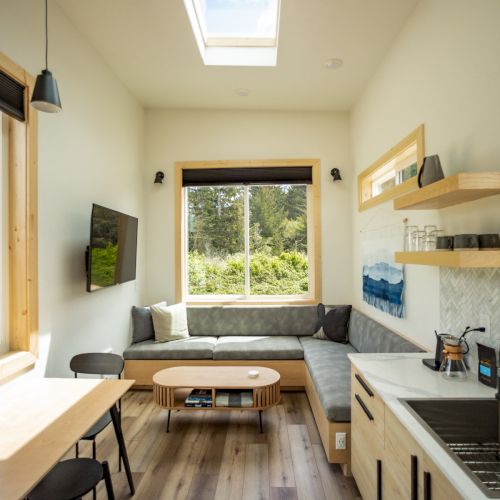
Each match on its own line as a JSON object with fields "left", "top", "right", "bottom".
{"left": 351, "top": 369, "right": 384, "bottom": 500}
{"left": 422, "top": 454, "right": 463, "bottom": 500}
{"left": 384, "top": 407, "right": 423, "bottom": 499}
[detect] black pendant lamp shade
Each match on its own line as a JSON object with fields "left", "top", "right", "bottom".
{"left": 31, "top": 69, "right": 61, "bottom": 112}
{"left": 31, "top": 0, "right": 62, "bottom": 113}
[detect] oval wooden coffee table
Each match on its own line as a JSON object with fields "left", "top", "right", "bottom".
{"left": 153, "top": 366, "right": 280, "bottom": 433}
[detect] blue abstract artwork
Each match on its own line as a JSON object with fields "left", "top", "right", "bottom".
{"left": 362, "top": 227, "right": 405, "bottom": 318}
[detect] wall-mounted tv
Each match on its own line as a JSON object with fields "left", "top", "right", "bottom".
{"left": 86, "top": 204, "right": 138, "bottom": 293}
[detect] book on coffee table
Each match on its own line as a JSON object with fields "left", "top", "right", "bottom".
{"left": 185, "top": 388, "right": 213, "bottom": 407}
{"left": 215, "top": 390, "right": 254, "bottom": 408}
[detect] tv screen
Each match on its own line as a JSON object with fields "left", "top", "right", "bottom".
{"left": 87, "top": 204, "right": 138, "bottom": 292}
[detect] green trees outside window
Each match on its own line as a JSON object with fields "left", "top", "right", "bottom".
{"left": 187, "top": 184, "right": 309, "bottom": 296}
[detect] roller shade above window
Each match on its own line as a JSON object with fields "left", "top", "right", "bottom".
{"left": 0, "top": 70, "right": 25, "bottom": 121}
{"left": 182, "top": 166, "right": 312, "bottom": 186}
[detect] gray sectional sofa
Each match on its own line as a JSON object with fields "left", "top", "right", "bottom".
{"left": 123, "top": 305, "right": 422, "bottom": 468}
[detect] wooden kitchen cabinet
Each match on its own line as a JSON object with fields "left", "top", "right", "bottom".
{"left": 351, "top": 368, "right": 384, "bottom": 500}
{"left": 422, "top": 454, "right": 461, "bottom": 500}
{"left": 351, "top": 366, "right": 463, "bottom": 500}
{"left": 384, "top": 407, "right": 423, "bottom": 499}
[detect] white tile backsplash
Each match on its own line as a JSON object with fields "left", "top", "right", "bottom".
{"left": 440, "top": 267, "right": 500, "bottom": 373}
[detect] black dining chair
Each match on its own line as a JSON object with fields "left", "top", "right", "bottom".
{"left": 70, "top": 353, "right": 125, "bottom": 472}
{"left": 26, "top": 458, "right": 115, "bottom": 500}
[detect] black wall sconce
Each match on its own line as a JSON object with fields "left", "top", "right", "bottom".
{"left": 154, "top": 171, "right": 165, "bottom": 184}
{"left": 330, "top": 168, "right": 342, "bottom": 182}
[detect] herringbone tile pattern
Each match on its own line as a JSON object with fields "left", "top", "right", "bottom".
{"left": 440, "top": 268, "right": 500, "bottom": 370}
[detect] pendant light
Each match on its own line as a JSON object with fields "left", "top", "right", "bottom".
{"left": 31, "top": 0, "right": 62, "bottom": 112}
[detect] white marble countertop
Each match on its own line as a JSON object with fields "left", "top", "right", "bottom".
{"left": 348, "top": 352, "right": 497, "bottom": 500}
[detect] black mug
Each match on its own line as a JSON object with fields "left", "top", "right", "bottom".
{"left": 436, "top": 236, "right": 454, "bottom": 251}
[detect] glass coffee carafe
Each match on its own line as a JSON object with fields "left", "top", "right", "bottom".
{"left": 439, "top": 335, "right": 468, "bottom": 379}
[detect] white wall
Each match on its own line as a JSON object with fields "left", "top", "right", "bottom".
{"left": 0, "top": 0, "right": 145, "bottom": 376}
{"left": 350, "top": 0, "right": 500, "bottom": 349}
{"left": 144, "top": 109, "right": 353, "bottom": 306}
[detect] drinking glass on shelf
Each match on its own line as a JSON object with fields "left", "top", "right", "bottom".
{"left": 423, "top": 235, "right": 437, "bottom": 251}
{"left": 404, "top": 225, "right": 418, "bottom": 251}
{"left": 412, "top": 231, "right": 425, "bottom": 251}
{"left": 424, "top": 225, "right": 438, "bottom": 235}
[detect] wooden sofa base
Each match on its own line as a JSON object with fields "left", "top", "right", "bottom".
{"left": 124, "top": 358, "right": 351, "bottom": 473}
{"left": 124, "top": 359, "right": 306, "bottom": 387}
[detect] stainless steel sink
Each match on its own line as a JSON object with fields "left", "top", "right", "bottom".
{"left": 402, "top": 398, "right": 500, "bottom": 497}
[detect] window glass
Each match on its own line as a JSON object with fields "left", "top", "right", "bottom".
{"left": 194, "top": 0, "right": 279, "bottom": 44}
{"left": 187, "top": 186, "right": 245, "bottom": 295}
{"left": 249, "top": 185, "right": 308, "bottom": 295}
{"left": 185, "top": 184, "right": 309, "bottom": 298}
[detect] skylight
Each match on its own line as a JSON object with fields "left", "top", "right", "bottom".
{"left": 184, "top": 0, "right": 281, "bottom": 66}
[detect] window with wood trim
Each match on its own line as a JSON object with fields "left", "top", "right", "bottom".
{"left": 0, "top": 52, "right": 38, "bottom": 382}
{"left": 175, "top": 160, "right": 321, "bottom": 304}
{"left": 358, "top": 125, "right": 425, "bottom": 211}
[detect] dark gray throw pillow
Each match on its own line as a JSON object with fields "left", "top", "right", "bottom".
{"left": 323, "top": 305, "right": 352, "bottom": 343}
{"left": 131, "top": 306, "right": 154, "bottom": 344}
{"left": 131, "top": 301, "right": 166, "bottom": 344}
{"left": 313, "top": 304, "right": 352, "bottom": 343}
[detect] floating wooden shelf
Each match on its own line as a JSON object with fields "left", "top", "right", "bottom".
{"left": 394, "top": 172, "right": 500, "bottom": 210}
{"left": 395, "top": 250, "right": 500, "bottom": 268}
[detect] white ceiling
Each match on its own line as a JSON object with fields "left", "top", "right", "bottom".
{"left": 57, "top": 0, "right": 418, "bottom": 111}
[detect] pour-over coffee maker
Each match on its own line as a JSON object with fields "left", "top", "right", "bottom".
{"left": 439, "top": 326, "right": 486, "bottom": 380}
{"left": 422, "top": 326, "right": 485, "bottom": 378}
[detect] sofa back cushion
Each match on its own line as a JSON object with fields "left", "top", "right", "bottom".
{"left": 187, "top": 306, "right": 318, "bottom": 336}
{"left": 348, "top": 309, "right": 422, "bottom": 353}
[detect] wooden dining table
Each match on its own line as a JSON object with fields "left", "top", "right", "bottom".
{"left": 0, "top": 377, "right": 135, "bottom": 500}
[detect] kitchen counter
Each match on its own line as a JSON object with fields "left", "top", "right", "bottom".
{"left": 348, "top": 352, "right": 497, "bottom": 500}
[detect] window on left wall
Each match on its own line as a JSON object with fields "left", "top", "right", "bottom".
{"left": 0, "top": 52, "right": 39, "bottom": 383}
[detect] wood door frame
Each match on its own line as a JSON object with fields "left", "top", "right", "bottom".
{"left": 0, "top": 52, "right": 38, "bottom": 383}
{"left": 174, "top": 159, "right": 322, "bottom": 305}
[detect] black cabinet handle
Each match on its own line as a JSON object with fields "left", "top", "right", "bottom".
{"left": 424, "top": 471, "right": 431, "bottom": 500}
{"left": 355, "top": 373, "right": 374, "bottom": 397}
{"left": 377, "top": 459, "right": 382, "bottom": 500}
{"left": 411, "top": 455, "right": 418, "bottom": 500}
{"left": 355, "top": 394, "right": 374, "bottom": 421}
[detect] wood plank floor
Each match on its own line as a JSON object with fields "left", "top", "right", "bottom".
{"left": 73, "top": 390, "right": 360, "bottom": 500}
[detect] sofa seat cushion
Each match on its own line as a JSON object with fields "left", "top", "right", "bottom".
{"left": 300, "top": 337, "right": 357, "bottom": 422}
{"left": 123, "top": 337, "right": 217, "bottom": 360}
{"left": 213, "top": 336, "right": 304, "bottom": 360}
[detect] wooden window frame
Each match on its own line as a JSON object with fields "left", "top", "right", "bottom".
{"left": 175, "top": 159, "right": 322, "bottom": 305}
{"left": 0, "top": 52, "right": 38, "bottom": 384}
{"left": 357, "top": 125, "right": 425, "bottom": 211}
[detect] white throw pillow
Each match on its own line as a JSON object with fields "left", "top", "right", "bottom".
{"left": 151, "top": 302, "right": 190, "bottom": 343}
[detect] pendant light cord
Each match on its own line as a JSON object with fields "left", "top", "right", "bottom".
{"left": 45, "top": 0, "right": 48, "bottom": 69}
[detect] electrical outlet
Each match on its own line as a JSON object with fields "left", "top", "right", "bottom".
{"left": 480, "top": 313, "right": 491, "bottom": 338}
{"left": 335, "top": 432, "right": 346, "bottom": 450}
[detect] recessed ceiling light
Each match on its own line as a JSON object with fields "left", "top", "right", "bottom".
{"left": 236, "top": 88, "right": 250, "bottom": 97}
{"left": 324, "top": 58, "right": 343, "bottom": 70}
